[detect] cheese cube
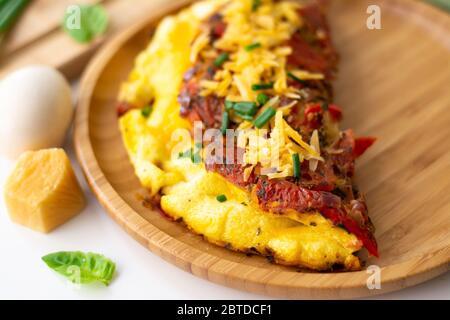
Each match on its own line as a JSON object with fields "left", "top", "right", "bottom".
{"left": 4, "top": 148, "right": 86, "bottom": 233}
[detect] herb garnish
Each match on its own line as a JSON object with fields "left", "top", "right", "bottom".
{"left": 216, "top": 194, "right": 227, "bottom": 202}
{"left": 42, "top": 251, "right": 116, "bottom": 286}
{"left": 253, "top": 107, "right": 276, "bottom": 128}
{"left": 62, "top": 4, "right": 108, "bottom": 43}
{"left": 141, "top": 105, "right": 152, "bottom": 118}
{"left": 245, "top": 42, "right": 261, "bottom": 51}
{"left": 214, "top": 52, "right": 229, "bottom": 67}
{"left": 251, "top": 82, "right": 274, "bottom": 91}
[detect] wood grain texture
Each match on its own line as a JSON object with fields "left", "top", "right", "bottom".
{"left": 1, "top": 0, "right": 98, "bottom": 55}
{"left": 0, "top": 0, "right": 176, "bottom": 80}
{"left": 74, "top": 0, "right": 450, "bottom": 298}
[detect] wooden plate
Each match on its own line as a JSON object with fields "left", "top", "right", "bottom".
{"left": 74, "top": 0, "right": 450, "bottom": 298}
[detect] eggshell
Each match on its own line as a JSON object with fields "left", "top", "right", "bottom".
{"left": 0, "top": 66, "right": 73, "bottom": 159}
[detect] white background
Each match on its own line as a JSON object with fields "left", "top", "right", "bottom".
{"left": 0, "top": 83, "right": 448, "bottom": 300}
{"left": 0, "top": 138, "right": 449, "bottom": 300}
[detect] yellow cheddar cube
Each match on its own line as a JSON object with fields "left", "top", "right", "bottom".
{"left": 4, "top": 148, "right": 86, "bottom": 233}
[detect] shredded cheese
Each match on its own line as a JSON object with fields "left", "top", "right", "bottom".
{"left": 197, "top": 0, "right": 303, "bottom": 101}
{"left": 239, "top": 111, "right": 322, "bottom": 179}
{"left": 190, "top": 30, "right": 210, "bottom": 63}
{"left": 190, "top": 1, "right": 326, "bottom": 180}
{"left": 309, "top": 129, "right": 321, "bottom": 172}
{"left": 290, "top": 69, "right": 325, "bottom": 80}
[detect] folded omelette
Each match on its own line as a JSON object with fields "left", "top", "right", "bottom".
{"left": 116, "top": 0, "right": 377, "bottom": 271}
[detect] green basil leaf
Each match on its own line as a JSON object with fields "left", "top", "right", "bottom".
{"left": 84, "top": 4, "right": 108, "bottom": 36}
{"left": 62, "top": 4, "right": 108, "bottom": 43}
{"left": 42, "top": 251, "right": 116, "bottom": 286}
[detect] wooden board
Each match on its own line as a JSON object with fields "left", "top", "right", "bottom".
{"left": 0, "top": 0, "right": 172, "bottom": 80}
{"left": 74, "top": 0, "right": 450, "bottom": 298}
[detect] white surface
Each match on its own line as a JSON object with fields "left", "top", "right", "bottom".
{"left": 0, "top": 139, "right": 448, "bottom": 300}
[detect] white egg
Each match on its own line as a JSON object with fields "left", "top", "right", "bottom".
{"left": 0, "top": 66, "right": 73, "bottom": 159}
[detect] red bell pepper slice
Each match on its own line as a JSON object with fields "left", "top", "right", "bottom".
{"left": 321, "top": 207, "right": 379, "bottom": 257}
{"left": 303, "top": 104, "right": 322, "bottom": 129}
{"left": 328, "top": 104, "right": 343, "bottom": 121}
{"left": 116, "top": 102, "right": 136, "bottom": 117}
{"left": 354, "top": 137, "right": 377, "bottom": 158}
{"left": 303, "top": 103, "right": 343, "bottom": 130}
{"left": 304, "top": 104, "right": 343, "bottom": 122}
{"left": 214, "top": 22, "right": 226, "bottom": 38}
{"left": 304, "top": 104, "right": 322, "bottom": 116}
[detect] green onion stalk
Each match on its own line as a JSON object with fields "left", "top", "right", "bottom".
{"left": 0, "top": 0, "right": 30, "bottom": 44}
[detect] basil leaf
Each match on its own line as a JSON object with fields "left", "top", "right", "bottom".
{"left": 42, "top": 251, "right": 116, "bottom": 286}
{"left": 62, "top": 4, "right": 108, "bottom": 43}
{"left": 84, "top": 4, "right": 108, "bottom": 36}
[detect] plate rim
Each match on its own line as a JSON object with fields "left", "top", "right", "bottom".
{"left": 74, "top": 0, "right": 450, "bottom": 298}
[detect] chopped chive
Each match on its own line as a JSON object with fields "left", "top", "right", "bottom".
{"left": 292, "top": 153, "right": 301, "bottom": 180}
{"left": 225, "top": 100, "right": 235, "bottom": 110}
{"left": 245, "top": 42, "right": 261, "bottom": 52}
{"left": 252, "top": 0, "right": 262, "bottom": 11}
{"left": 141, "top": 105, "right": 152, "bottom": 118}
{"left": 233, "top": 101, "right": 257, "bottom": 116}
{"left": 225, "top": 100, "right": 257, "bottom": 119}
{"left": 214, "top": 52, "right": 229, "bottom": 67}
{"left": 287, "top": 72, "right": 307, "bottom": 84}
{"left": 192, "top": 142, "right": 203, "bottom": 164}
{"left": 192, "top": 150, "right": 202, "bottom": 164}
{"left": 253, "top": 107, "right": 276, "bottom": 128}
{"left": 220, "top": 111, "right": 230, "bottom": 134}
{"left": 216, "top": 194, "right": 227, "bottom": 202}
{"left": 256, "top": 93, "right": 269, "bottom": 106}
{"left": 235, "top": 112, "right": 254, "bottom": 121}
{"left": 251, "top": 82, "right": 274, "bottom": 91}
{"left": 178, "top": 149, "right": 192, "bottom": 159}
{"left": 178, "top": 148, "right": 201, "bottom": 163}
{"left": 0, "top": 0, "right": 30, "bottom": 34}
